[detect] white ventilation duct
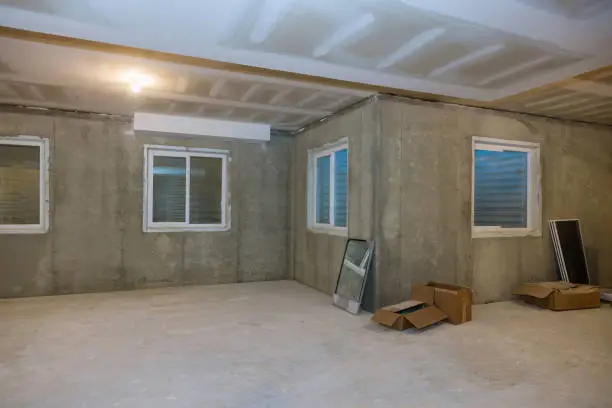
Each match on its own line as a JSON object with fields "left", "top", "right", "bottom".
{"left": 133, "top": 113, "right": 271, "bottom": 142}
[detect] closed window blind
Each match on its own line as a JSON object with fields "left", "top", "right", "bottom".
{"left": 474, "top": 149, "right": 528, "bottom": 228}
{"left": 152, "top": 156, "right": 187, "bottom": 223}
{"left": 0, "top": 145, "right": 40, "bottom": 225}
{"left": 334, "top": 148, "right": 348, "bottom": 227}
{"left": 316, "top": 155, "right": 331, "bottom": 224}
{"left": 312, "top": 143, "right": 348, "bottom": 229}
{"left": 190, "top": 156, "right": 222, "bottom": 224}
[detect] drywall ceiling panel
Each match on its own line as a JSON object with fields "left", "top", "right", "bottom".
{"left": 0, "top": 0, "right": 611, "bottom": 103}
{"left": 518, "top": 0, "right": 612, "bottom": 20}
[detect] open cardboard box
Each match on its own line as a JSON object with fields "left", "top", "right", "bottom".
{"left": 513, "top": 281, "right": 600, "bottom": 311}
{"left": 372, "top": 282, "right": 472, "bottom": 330}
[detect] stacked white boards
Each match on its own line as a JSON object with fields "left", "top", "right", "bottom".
{"left": 548, "top": 219, "right": 591, "bottom": 284}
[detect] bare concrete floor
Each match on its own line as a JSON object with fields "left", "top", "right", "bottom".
{"left": 1, "top": 281, "right": 610, "bottom": 408}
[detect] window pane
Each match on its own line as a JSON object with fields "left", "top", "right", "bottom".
{"left": 334, "top": 148, "right": 348, "bottom": 227}
{"left": 474, "top": 149, "right": 528, "bottom": 228}
{"left": 316, "top": 155, "right": 331, "bottom": 224}
{"left": 190, "top": 156, "right": 223, "bottom": 224}
{"left": 0, "top": 145, "right": 40, "bottom": 225}
{"left": 152, "top": 156, "right": 186, "bottom": 223}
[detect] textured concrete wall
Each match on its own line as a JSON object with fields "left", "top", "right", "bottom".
{"left": 0, "top": 112, "right": 292, "bottom": 298}
{"left": 376, "top": 96, "right": 612, "bottom": 305}
{"left": 291, "top": 101, "right": 378, "bottom": 307}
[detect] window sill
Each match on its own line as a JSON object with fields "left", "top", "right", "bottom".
{"left": 472, "top": 228, "right": 542, "bottom": 239}
{"left": 144, "top": 225, "right": 230, "bottom": 233}
{"left": 0, "top": 226, "right": 48, "bottom": 234}
{"left": 308, "top": 226, "right": 348, "bottom": 237}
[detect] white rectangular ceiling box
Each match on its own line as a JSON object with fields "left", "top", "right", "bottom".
{"left": 133, "top": 113, "right": 271, "bottom": 142}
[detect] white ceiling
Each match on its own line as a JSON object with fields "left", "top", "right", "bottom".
{"left": 0, "top": 0, "right": 611, "bottom": 127}
{"left": 0, "top": 0, "right": 611, "bottom": 102}
{"left": 0, "top": 37, "right": 370, "bottom": 130}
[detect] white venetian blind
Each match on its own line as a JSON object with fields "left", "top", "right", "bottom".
{"left": 0, "top": 144, "right": 40, "bottom": 225}
{"left": 334, "top": 148, "right": 348, "bottom": 227}
{"left": 474, "top": 149, "right": 528, "bottom": 228}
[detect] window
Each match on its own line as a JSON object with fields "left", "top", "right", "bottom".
{"left": 0, "top": 136, "right": 49, "bottom": 234}
{"left": 308, "top": 139, "right": 348, "bottom": 234}
{"left": 472, "top": 137, "right": 541, "bottom": 238}
{"left": 143, "top": 145, "right": 229, "bottom": 232}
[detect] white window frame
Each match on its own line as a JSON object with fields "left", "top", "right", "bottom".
{"left": 472, "top": 136, "right": 541, "bottom": 238}
{"left": 143, "top": 144, "right": 230, "bottom": 233}
{"left": 307, "top": 138, "right": 348, "bottom": 236}
{"left": 0, "top": 136, "right": 50, "bottom": 234}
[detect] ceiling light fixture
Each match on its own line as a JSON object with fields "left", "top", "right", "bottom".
{"left": 122, "top": 70, "right": 153, "bottom": 94}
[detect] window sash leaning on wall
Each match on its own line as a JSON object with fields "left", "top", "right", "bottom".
{"left": 307, "top": 138, "right": 348, "bottom": 236}
{"left": 143, "top": 144, "right": 230, "bottom": 233}
{"left": 0, "top": 136, "right": 50, "bottom": 234}
{"left": 471, "top": 136, "right": 541, "bottom": 238}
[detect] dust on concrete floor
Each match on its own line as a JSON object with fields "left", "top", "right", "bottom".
{"left": 0, "top": 281, "right": 610, "bottom": 408}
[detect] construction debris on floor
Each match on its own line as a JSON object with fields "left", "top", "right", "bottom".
{"left": 549, "top": 219, "right": 591, "bottom": 284}
{"left": 333, "top": 238, "right": 374, "bottom": 315}
{"left": 601, "top": 288, "right": 612, "bottom": 303}
{"left": 371, "top": 282, "right": 472, "bottom": 330}
{"left": 513, "top": 281, "right": 600, "bottom": 310}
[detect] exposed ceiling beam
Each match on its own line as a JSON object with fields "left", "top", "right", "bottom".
{"left": 0, "top": 82, "right": 17, "bottom": 97}
{"left": 270, "top": 113, "right": 287, "bottom": 123}
{"left": 319, "top": 94, "right": 354, "bottom": 111}
{"left": 269, "top": 88, "right": 292, "bottom": 105}
{"left": 0, "top": 72, "right": 331, "bottom": 117}
{"left": 175, "top": 77, "right": 188, "bottom": 93}
{"left": 313, "top": 14, "right": 376, "bottom": 58}
{"left": 377, "top": 28, "right": 446, "bottom": 70}
{"left": 561, "top": 99, "right": 611, "bottom": 115}
{"left": 143, "top": 90, "right": 328, "bottom": 116}
{"left": 429, "top": 44, "right": 505, "bottom": 78}
{"left": 27, "top": 84, "right": 46, "bottom": 101}
{"left": 477, "top": 56, "right": 553, "bottom": 86}
{"left": 247, "top": 112, "right": 262, "bottom": 121}
{"left": 240, "top": 84, "right": 262, "bottom": 102}
{"left": 250, "top": 0, "right": 296, "bottom": 44}
{"left": 565, "top": 81, "right": 612, "bottom": 98}
{"left": 524, "top": 93, "right": 574, "bottom": 108}
{"left": 579, "top": 105, "right": 612, "bottom": 118}
{"left": 209, "top": 78, "right": 226, "bottom": 97}
{"left": 533, "top": 96, "right": 595, "bottom": 113}
{"left": 296, "top": 91, "right": 322, "bottom": 107}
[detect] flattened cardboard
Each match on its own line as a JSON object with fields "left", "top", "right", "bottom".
{"left": 513, "top": 282, "right": 600, "bottom": 311}
{"left": 412, "top": 282, "right": 473, "bottom": 325}
{"left": 371, "top": 299, "right": 447, "bottom": 330}
{"left": 407, "top": 306, "right": 448, "bottom": 329}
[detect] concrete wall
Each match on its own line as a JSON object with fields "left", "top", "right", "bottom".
{"left": 291, "top": 101, "right": 378, "bottom": 308}
{"left": 291, "top": 96, "right": 612, "bottom": 307}
{"left": 0, "top": 111, "right": 292, "bottom": 298}
{"left": 376, "top": 96, "right": 612, "bottom": 305}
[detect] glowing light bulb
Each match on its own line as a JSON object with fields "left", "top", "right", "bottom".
{"left": 122, "top": 70, "right": 153, "bottom": 94}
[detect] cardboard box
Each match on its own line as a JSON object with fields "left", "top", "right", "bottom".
{"left": 513, "top": 282, "right": 600, "bottom": 311}
{"left": 415, "top": 282, "right": 473, "bottom": 325}
{"left": 371, "top": 282, "right": 473, "bottom": 330}
{"left": 600, "top": 288, "right": 612, "bottom": 303}
{"left": 371, "top": 299, "right": 447, "bottom": 330}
